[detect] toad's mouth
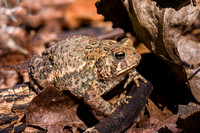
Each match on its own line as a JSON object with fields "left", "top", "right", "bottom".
{"left": 103, "top": 62, "right": 139, "bottom": 80}
{"left": 113, "top": 63, "right": 138, "bottom": 77}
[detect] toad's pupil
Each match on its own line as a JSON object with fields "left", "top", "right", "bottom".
{"left": 115, "top": 51, "right": 125, "bottom": 60}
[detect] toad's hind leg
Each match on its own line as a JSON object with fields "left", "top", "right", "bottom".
{"left": 28, "top": 55, "right": 54, "bottom": 93}
{"left": 83, "top": 81, "right": 131, "bottom": 116}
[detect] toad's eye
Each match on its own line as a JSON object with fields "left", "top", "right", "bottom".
{"left": 115, "top": 51, "right": 125, "bottom": 60}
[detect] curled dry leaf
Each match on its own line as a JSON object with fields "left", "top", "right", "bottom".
{"left": 122, "top": 0, "right": 199, "bottom": 68}
{"left": 96, "top": 0, "right": 200, "bottom": 102}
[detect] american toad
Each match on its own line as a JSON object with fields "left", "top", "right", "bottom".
{"left": 28, "top": 35, "right": 146, "bottom": 116}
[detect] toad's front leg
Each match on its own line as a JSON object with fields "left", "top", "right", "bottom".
{"left": 124, "top": 69, "right": 147, "bottom": 88}
{"left": 83, "top": 81, "right": 131, "bottom": 116}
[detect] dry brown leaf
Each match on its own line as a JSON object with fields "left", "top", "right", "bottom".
{"left": 147, "top": 99, "right": 165, "bottom": 125}
{"left": 147, "top": 99, "right": 173, "bottom": 125}
{"left": 122, "top": 0, "right": 199, "bottom": 68}
{"left": 177, "top": 104, "right": 200, "bottom": 133}
{"left": 25, "top": 86, "right": 87, "bottom": 132}
{"left": 126, "top": 115, "right": 180, "bottom": 133}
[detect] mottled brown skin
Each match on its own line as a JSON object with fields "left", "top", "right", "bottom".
{"left": 28, "top": 35, "right": 146, "bottom": 116}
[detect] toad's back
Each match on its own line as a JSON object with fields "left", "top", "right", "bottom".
{"left": 39, "top": 35, "right": 114, "bottom": 97}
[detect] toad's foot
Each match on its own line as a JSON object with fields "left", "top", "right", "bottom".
{"left": 84, "top": 126, "right": 99, "bottom": 133}
{"left": 114, "top": 96, "right": 132, "bottom": 108}
{"left": 124, "top": 69, "right": 147, "bottom": 88}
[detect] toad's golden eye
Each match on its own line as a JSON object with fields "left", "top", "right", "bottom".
{"left": 115, "top": 51, "right": 125, "bottom": 60}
